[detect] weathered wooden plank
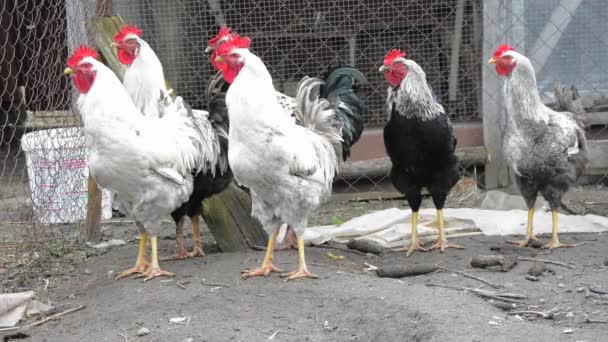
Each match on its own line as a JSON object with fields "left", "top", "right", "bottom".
{"left": 202, "top": 183, "right": 267, "bottom": 252}
{"left": 585, "top": 140, "right": 608, "bottom": 174}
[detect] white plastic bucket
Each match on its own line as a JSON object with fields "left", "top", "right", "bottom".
{"left": 20, "top": 127, "right": 112, "bottom": 224}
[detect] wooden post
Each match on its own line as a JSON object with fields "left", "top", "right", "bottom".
{"left": 83, "top": 175, "right": 103, "bottom": 241}
{"left": 481, "top": 0, "right": 510, "bottom": 189}
{"left": 86, "top": 15, "right": 268, "bottom": 251}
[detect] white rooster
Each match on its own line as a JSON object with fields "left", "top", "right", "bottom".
{"left": 64, "top": 46, "right": 221, "bottom": 280}
{"left": 214, "top": 36, "right": 342, "bottom": 280}
{"left": 112, "top": 25, "right": 232, "bottom": 262}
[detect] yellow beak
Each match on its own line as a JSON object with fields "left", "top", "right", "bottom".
{"left": 487, "top": 58, "right": 496, "bottom": 64}
{"left": 64, "top": 67, "right": 74, "bottom": 75}
{"left": 111, "top": 42, "right": 120, "bottom": 49}
{"left": 214, "top": 55, "right": 225, "bottom": 63}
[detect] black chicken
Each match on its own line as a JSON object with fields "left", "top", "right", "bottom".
{"left": 380, "top": 49, "right": 462, "bottom": 256}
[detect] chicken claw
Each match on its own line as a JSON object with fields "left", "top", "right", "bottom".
{"left": 542, "top": 239, "right": 573, "bottom": 250}
{"left": 241, "top": 264, "right": 282, "bottom": 279}
{"left": 136, "top": 267, "right": 175, "bottom": 281}
{"left": 429, "top": 239, "right": 463, "bottom": 252}
{"left": 115, "top": 262, "right": 150, "bottom": 280}
{"left": 508, "top": 236, "right": 538, "bottom": 247}
{"left": 280, "top": 269, "right": 319, "bottom": 281}
{"left": 189, "top": 245, "right": 206, "bottom": 258}
{"left": 405, "top": 239, "right": 427, "bottom": 257}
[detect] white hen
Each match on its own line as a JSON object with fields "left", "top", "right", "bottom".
{"left": 65, "top": 46, "right": 221, "bottom": 281}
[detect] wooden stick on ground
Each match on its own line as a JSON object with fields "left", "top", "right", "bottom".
{"left": 425, "top": 283, "right": 527, "bottom": 304}
{"left": 0, "top": 305, "right": 86, "bottom": 332}
{"left": 436, "top": 265, "right": 501, "bottom": 289}
{"left": 517, "top": 257, "right": 575, "bottom": 269}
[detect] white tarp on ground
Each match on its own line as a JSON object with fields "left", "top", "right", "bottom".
{"left": 0, "top": 291, "right": 53, "bottom": 328}
{"left": 302, "top": 208, "right": 608, "bottom": 249}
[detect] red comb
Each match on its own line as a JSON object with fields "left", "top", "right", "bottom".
{"left": 208, "top": 25, "right": 232, "bottom": 47}
{"left": 216, "top": 34, "right": 251, "bottom": 56}
{"left": 493, "top": 44, "right": 515, "bottom": 59}
{"left": 67, "top": 46, "right": 98, "bottom": 68}
{"left": 114, "top": 24, "right": 143, "bottom": 43}
{"left": 384, "top": 49, "right": 407, "bottom": 65}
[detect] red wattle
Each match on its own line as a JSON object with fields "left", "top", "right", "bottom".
{"left": 496, "top": 62, "right": 516, "bottom": 76}
{"left": 384, "top": 65, "right": 407, "bottom": 87}
{"left": 118, "top": 49, "right": 136, "bottom": 65}
{"left": 74, "top": 71, "right": 96, "bottom": 94}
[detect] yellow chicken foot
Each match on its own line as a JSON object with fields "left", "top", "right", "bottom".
{"left": 429, "top": 209, "right": 464, "bottom": 252}
{"left": 542, "top": 210, "right": 573, "bottom": 250}
{"left": 281, "top": 237, "right": 318, "bottom": 281}
{"left": 241, "top": 227, "right": 283, "bottom": 279}
{"left": 274, "top": 225, "right": 298, "bottom": 250}
{"left": 509, "top": 208, "right": 539, "bottom": 247}
{"left": 160, "top": 218, "right": 190, "bottom": 261}
{"left": 406, "top": 212, "right": 426, "bottom": 256}
{"left": 116, "top": 232, "right": 150, "bottom": 280}
{"left": 136, "top": 236, "right": 175, "bottom": 281}
{"left": 188, "top": 215, "right": 205, "bottom": 257}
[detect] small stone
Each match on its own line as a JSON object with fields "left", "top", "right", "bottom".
{"left": 525, "top": 275, "right": 538, "bottom": 282}
{"left": 563, "top": 328, "right": 574, "bottom": 334}
{"left": 557, "top": 283, "right": 566, "bottom": 288}
{"left": 233, "top": 327, "right": 241, "bottom": 332}
{"left": 576, "top": 287, "right": 585, "bottom": 293}
{"left": 181, "top": 339, "right": 194, "bottom": 342}
{"left": 107, "top": 270, "right": 115, "bottom": 279}
{"left": 68, "top": 294, "right": 76, "bottom": 300}
{"left": 137, "top": 327, "right": 151, "bottom": 336}
{"left": 566, "top": 312, "right": 574, "bottom": 318}
{"left": 84, "top": 269, "right": 92, "bottom": 275}
{"left": 539, "top": 298, "right": 546, "bottom": 303}
{"left": 136, "top": 321, "right": 144, "bottom": 326}
{"left": 556, "top": 275, "right": 564, "bottom": 280}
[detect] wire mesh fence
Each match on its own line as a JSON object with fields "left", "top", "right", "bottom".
{"left": 1, "top": 0, "right": 608, "bottom": 254}
{"left": 0, "top": 0, "right": 98, "bottom": 254}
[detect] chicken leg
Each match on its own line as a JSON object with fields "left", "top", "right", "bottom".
{"left": 136, "top": 236, "right": 175, "bottom": 281}
{"left": 160, "top": 218, "right": 189, "bottom": 261}
{"left": 241, "top": 227, "right": 283, "bottom": 279}
{"left": 281, "top": 237, "right": 318, "bottom": 281}
{"left": 509, "top": 208, "right": 539, "bottom": 247}
{"left": 406, "top": 212, "right": 426, "bottom": 256}
{"left": 189, "top": 215, "right": 205, "bottom": 257}
{"left": 116, "top": 232, "right": 150, "bottom": 279}
{"left": 429, "top": 209, "right": 463, "bottom": 252}
{"left": 542, "top": 210, "right": 573, "bottom": 249}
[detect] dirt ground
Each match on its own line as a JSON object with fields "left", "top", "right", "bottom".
{"left": 2, "top": 190, "right": 608, "bottom": 342}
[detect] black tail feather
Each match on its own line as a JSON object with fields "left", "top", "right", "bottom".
{"left": 320, "top": 65, "right": 368, "bottom": 161}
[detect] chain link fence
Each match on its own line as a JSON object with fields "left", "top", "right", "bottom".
{"left": 1, "top": 0, "right": 607, "bottom": 253}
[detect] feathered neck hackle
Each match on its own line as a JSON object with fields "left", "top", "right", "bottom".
{"left": 388, "top": 59, "right": 444, "bottom": 121}
{"left": 503, "top": 52, "right": 548, "bottom": 123}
